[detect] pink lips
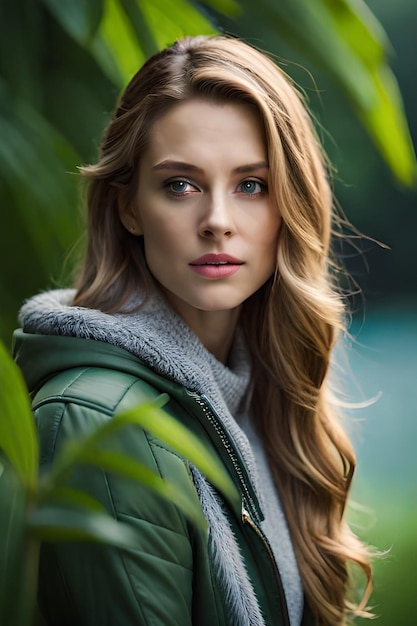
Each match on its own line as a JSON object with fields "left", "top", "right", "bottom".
{"left": 189, "top": 253, "right": 243, "bottom": 279}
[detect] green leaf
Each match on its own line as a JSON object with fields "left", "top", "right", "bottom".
{"left": 0, "top": 84, "right": 81, "bottom": 274}
{"left": 201, "top": 0, "right": 240, "bottom": 16}
{"left": 356, "top": 65, "right": 417, "bottom": 188}
{"left": 42, "top": 0, "right": 104, "bottom": 44}
{"left": 0, "top": 463, "right": 38, "bottom": 626}
{"left": 28, "top": 506, "right": 145, "bottom": 548}
{"left": 114, "top": 402, "right": 238, "bottom": 504}
{"left": 306, "top": 1, "right": 415, "bottom": 183}
{"left": 40, "top": 395, "right": 167, "bottom": 487}
{"left": 0, "top": 464, "right": 25, "bottom": 619}
{"left": 119, "top": 0, "right": 159, "bottom": 58}
{"left": 141, "top": 0, "right": 217, "bottom": 50}
{"left": 0, "top": 342, "right": 38, "bottom": 489}
{"left": 42, "top": 396, "right": 237, "bottom": 509}
{"left": 289, "top": 0, "right": 417, "bottom": 185}
{"left": 220, "top": 0, "right": 417, "bottom": 185}
{"left": 43, "top": 487, "right": 105, "bottom": 513}
{"left": 322, "top": 0, "right": 391, "bottom": 66}
{"left": 96, "top": 0, "right": 146, "bottom": 86}
{"left": 75, "top": 448, "right": 205, "bottom": 526}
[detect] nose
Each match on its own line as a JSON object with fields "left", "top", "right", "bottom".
{"left": 198, "top": 193, "right": 234, "bottom": 239}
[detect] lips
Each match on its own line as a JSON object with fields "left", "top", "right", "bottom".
{"left": 189, "top": 253, "right": 243, "bottom": 279}
{"left": 189, "top": 253, "right": 244, "bottom": 266}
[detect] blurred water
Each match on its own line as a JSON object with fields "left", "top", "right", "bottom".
{"left": 341, "top": 304, "right": 417, "bottom": 622}
{"left": 343, "top": 304, "right": 417, "bottom": 501}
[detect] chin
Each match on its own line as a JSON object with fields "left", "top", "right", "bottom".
{"left": 194, "top": 298, "right": 245, "bottom": 313}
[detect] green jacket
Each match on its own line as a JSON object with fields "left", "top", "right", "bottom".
{"left": 14, "top": 329, "right": 314, "bottom": 626}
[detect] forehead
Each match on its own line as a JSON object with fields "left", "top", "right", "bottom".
{"left": 143, "top": 98, "right": 268, "bottom": 166}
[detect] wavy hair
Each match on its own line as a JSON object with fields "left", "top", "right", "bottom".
{"left": 73, "top": 35, "right": 373, "bottom": 625}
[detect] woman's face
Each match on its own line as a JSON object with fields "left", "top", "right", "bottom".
{"left": 120, "top": 98, "right": 281, "bottom": 328}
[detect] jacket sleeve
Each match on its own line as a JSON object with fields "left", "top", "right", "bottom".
{"left": 35, "top": 392, "right": 205, "bottom": 626}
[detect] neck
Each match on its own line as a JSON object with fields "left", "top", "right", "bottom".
{"left": 162, "top": 294, "right": 241, "bottom": 363}
{"left": 186, "top": 310, "right": 241, "bottom": 364}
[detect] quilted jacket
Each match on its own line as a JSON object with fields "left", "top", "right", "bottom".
{"left": 13, "top": 329, "right": 315, "bottom": 626}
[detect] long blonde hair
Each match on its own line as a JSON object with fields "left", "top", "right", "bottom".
{"left": 73, "top": 35, "right": 373, "bottom": 625}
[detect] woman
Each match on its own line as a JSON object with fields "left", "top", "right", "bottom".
{"left": 14, "top": 35, "right": 372, "bottom": 626}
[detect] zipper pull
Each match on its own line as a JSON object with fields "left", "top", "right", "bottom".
{"left": 242, "top": 505, "right": 258, "bottom": 530}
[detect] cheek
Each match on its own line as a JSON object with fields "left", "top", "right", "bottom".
{"left": 140, "top": 218, "right": 181, "bottom": 267}
{"left": 260, "top": 214, "right": 281, "bottom": 255}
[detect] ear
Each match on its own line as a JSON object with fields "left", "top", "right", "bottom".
{"left": 117, "top": 194, "right": 143, "bottom": 236}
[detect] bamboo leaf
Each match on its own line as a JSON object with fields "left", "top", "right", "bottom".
{"left": 75, "top": 448, "right": 205, "bottom": 526}
{"left": 356, "top": 64, "right": 417, "bottom": 187}
{"left": 0, "top": 342, "right": 38, "bottom": 489}
{"left": 0, "top": 462, "right": 39, "bottom": 626}
{"left": 42, "top": 487, "right": 105, "bottom": 513}
{"left": 119, "top": 0, "right": 159, "bottom": 58}
{"left": 221, "top": 0, "right": 417, "bottom": 185}
{"left": 41, "top": 396, "right": 168, "bottom": 486}
{"left": 43, "top": 396, "right": 237, "bottom": 507}
{"left": 201, "top": 0, "right": 240, "bottom": 16}
{"left": 140, "top": 0, "right": 217, "bottom": 49}
{"left": 0, "top": 84, "right": 81, "bottom": 274}
{"left": 42, "top": 0, "right": 104, "bottom": 44}
{"left": 96, "top": 0, "right": 146, "bottom": 86}
{"left": 0, "top": 463, "right": 28, "bottom": 623}
{"left": 28, "top": 506, "right": 145, "bottom": 548}
{"left": 114, "top": 403, "right": 238, "bottom": 503}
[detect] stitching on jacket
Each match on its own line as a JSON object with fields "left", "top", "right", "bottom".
{"left": 109, "top": 375, "right": 140, "bottom": 412}
{"left": 34, "top": 395, "right": 114, "bottom": 416}
{"left": 34, "top": 367, "right": 143, "bottom": 414}
{"left": 61, "top": 367, "right": 88, "bottom": 394}
{"left": 116, "top": 510, "right": 193, "bottom": 542}
{"left": 150, "top": 439, "right": 187, "bottom": 464}
{"left": 101, "top": 467, "right": 118, "bottom": 519}
{"left": 36, "top": 402, "right": 66, "bottom": 464}
{"left": 146, "top": 438, "right": 190, "bottom": 538}
{"left": 98, "top": 467, "right": 151, "bottom": 625}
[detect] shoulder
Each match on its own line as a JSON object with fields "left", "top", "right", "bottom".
{"left": 33, "top": 364, "right": 203, "bottom": 531}
{"left": 33, "top": 364, "right": 162, "bottom": 417}
{"left": 33, "top": 365, "right": 191, "bottom": 484}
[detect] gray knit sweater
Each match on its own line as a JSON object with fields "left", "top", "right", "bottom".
{"left": 19, "top": 288, "right": 303, "bottom": 626}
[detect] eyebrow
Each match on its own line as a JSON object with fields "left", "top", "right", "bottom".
{"left": 152, "top": 160, "right": 269, "bottom": 174}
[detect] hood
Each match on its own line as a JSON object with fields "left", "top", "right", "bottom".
{"left": 13, "top": 328, "right": 149, "bottom": 396}
{"left": 16, "top": 289, "right": 251, "bottom": 415}
{"left": 14, "top": 289, "right": 260, "bottom": 496}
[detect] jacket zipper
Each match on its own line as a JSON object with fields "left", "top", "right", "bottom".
{"left": 190, "top": 391, "right": 291, "bottom": 626}
{"left": 191, "top": 392, "right": 262, "bottom": 523}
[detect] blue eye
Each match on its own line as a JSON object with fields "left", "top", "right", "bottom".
{"left": 165, "top": 180, "right": 200, "bottom": 197}
{"left": 239, "top": 180, "right": 265, "bottom": 195}
{"left": 170, "top": 180, "right": 189, "bottom": 193}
